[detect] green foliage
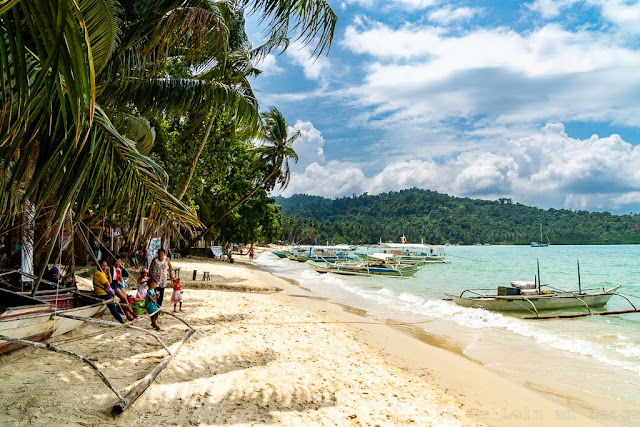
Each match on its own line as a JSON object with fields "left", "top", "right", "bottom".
{"left": 275, "top": 189, "right": 640, "bottom": 245}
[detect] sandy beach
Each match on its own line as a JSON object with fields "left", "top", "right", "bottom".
{"left": 0, "top": 254, "right": 610, "bottom": 426}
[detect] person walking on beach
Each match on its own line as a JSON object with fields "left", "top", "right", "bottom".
{"left": 145, "top": 279, "right": 161, "bottom": 331}
{"left": 249, "top": 248, "right": 255, "bottom": 261}
{"left": 149, "top": 248, "right": 173, "bottom": 307}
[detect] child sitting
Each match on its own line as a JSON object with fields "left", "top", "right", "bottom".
{"left": 145, "top": 278, "right": 161, "bottom": 331}
{"left": 171, "top": 278, "right": 183, "bottom": 312}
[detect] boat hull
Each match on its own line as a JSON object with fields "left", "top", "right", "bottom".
{"left": 311, "top": 263, "right": 417, "bottom": 277}
{"left": 0, "top": 290, "right": 107, "bottom": 354}
{"left": 446, "top": 291, "right": 615, "bottom": 312}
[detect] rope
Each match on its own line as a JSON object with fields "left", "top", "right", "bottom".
{"left": 78, "top": 222, "right": 142, "bottom": 287}
{"left": 446, "top": 253, "right": 485, "bottom": 262}
{"left": 237, "top": 312, "right": 455, "bottom": 327}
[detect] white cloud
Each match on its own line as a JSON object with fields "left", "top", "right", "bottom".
{"left": 345, "top": 0, "right": 438, "bottom": 10}
{"left": 280, "top": 161, "right": 368, "bottom": 198}
{"left": 341, "top": 20, "right": 640, "bottom": 132}
{"left": 428, "top": 6, "right": 481, "bottom": 25}
{"left": 528, "top": 0, "right": 640, "bottom": 34}
{"left": 286, "top": 43, "right": 331, "bottom": 82}
{"left": 591, "top": 0, "right": 640, "bottom": 34}
{"left": 256, "top": 54, "right": 284, "bottom": 76}
{"left": 526, "top": 0, "right": 579, "bottom": 18}
{"left": 289, "top": 120, "right": 325, "bottom": 172}
{"left": 280, "top": 123, "right": 640, "bottom": 212}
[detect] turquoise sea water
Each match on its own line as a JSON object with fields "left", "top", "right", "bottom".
{"left": 257, "top": 245, "right": 640, "bottom": 413}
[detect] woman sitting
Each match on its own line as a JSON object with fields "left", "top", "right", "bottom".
{"left": 93, "top": 260, "right": 125, "bottom": 324}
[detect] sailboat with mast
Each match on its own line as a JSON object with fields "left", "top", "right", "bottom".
{"left": 530, "top": 224, "right": 550, "bottom": 247}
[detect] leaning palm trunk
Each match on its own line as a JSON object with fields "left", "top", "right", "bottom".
{"left": 176, "top": 110, "right": 218, "bottom": 201}
{"left": 187, "top": 166, "right": 278, "bottom": 248}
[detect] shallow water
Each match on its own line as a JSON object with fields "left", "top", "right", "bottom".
{"left": 257, "top": 245, "right": 640, "bottom": 411}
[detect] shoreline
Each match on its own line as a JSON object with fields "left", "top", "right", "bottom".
{"left": 0, "top": 255, "right": 627, "bottom": 425}
{"left": 262, "top": 265, "right": 606, "bottom": 426}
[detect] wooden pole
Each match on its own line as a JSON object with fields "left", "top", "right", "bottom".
{"left": 112, "top": 327, "right": 195, "bottom": 414}
{"left": 33, "top": 204, "right": 70, "bottom": 296}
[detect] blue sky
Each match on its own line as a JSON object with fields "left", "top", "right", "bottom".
{"left": 246, "top": 0, "right": 640, "bottom": 214}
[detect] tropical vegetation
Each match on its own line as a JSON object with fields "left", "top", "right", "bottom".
{"left": 0, "top": 0, "right": 337, "bottom": 288}
{"left": 276, "top": 189, "right": 640, "bottom": 245}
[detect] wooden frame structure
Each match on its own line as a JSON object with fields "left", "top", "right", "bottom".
{"left": 0, "top": 309, "right": 195, "bottom": 414}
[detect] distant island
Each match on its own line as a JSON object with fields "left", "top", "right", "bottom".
{"left": 275, "top": 189, "right": 640, "bottom": 245}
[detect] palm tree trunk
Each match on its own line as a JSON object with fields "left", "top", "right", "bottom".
{"left": 176, "top": 110, "right": 218, "bottom": 201}
{"left": 187, "top": 167, "right": 278, "bottom": 249}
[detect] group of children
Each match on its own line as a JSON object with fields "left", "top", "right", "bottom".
{"left": 135, "top": 268, "right": 183, "bottom": 331}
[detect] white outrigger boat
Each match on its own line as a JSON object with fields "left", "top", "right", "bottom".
{"left": 0, "top": 287, "right": 108, "bottom": 354}
{"left": 446, "top": 282, "right": 619, "bottom": 313}
{"left": 360, "top": 237, "right": 447, "bottom": 264}
{"left": 445, "top": 260, "right": 636, "bottom": 317}
{"left": 310, "top": 256, "right": 419, "bottom": 278}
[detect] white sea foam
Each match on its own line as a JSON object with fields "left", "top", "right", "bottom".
{"left": 256, "top": 252, "right": 640, "bottom": 375}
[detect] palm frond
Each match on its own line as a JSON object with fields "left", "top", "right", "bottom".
{"left": 241, "top": 0, "right": 337, "bottom": 57}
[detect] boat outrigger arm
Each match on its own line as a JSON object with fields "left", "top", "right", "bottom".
{"left": 0, "top": 309, "right": 195, "bottom": 414}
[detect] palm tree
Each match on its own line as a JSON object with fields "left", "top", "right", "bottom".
{"left": 189, "top": 106, "right": 299, "bottom": 246}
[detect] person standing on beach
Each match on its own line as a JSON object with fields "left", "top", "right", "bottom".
{"left": 249, "top": 248, "right": 255, "bottom": 261}
{"left": 145, "top": 279, "right": 161, "bottom": 331}
{"left": 149, "top": 248, "right": 173, "bottom": 307}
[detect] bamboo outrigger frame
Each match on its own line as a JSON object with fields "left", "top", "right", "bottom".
{"left": 0, "top": 309, "right": 195, "bottom": 414}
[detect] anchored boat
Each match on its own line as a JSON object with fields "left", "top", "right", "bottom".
{"left": 310, "top": 257, "right": 418, "bottom": 278}
{"left": 445, "top": 282, "right": 619, "bottom": 313}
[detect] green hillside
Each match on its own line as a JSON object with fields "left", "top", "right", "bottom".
{"left": 274, "top": 189, "right": 640, "bottom": 245}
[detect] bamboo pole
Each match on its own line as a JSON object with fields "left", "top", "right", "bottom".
{"left": 112, "top": 327, "right": 195, "bottom": 414}
{"left": 523, "top": 309, "right": 640, "bottom": 320}
{"left": 56, "top": 313, "right": 171, "bottom": 354}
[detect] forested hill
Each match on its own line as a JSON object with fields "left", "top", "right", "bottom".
{"left": 274, "top": 189, "right": 640, "bottom": 245}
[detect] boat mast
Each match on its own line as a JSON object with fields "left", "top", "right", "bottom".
{"left": 539, "top": 223, "right": 543, "bottom": 242}
{"left": 577, "top": 259, "right": 582, "bottom": 294}
{"left": 537, "top": 258, "right": 541, "bottom": 294}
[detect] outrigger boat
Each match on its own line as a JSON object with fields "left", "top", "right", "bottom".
{"left": 445, "top": 260, "right": 630, "bottom": 317}
{"left": 0, "top": 287, "right": 108, "bottom": 354}
{"left": 271, "top": 250, "right": 288, "bottom": 258}
{"left": 446, "top": 283, "right": 619, "bottom": 313}
{"left": 310, "top": 256, "right": 419, "bottom": 278}
{"left": 358, "top": 237, "right": 447, "bottom": 264}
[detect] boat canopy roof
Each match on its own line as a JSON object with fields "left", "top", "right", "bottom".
{"left": 376, "top": 243, "right": 437, "bottom": 249}
{"left": 310, "top": 245, "right": 353, "bottom": 250}
{"left": 369, "top": 253, "right": 397, "bottom": 260}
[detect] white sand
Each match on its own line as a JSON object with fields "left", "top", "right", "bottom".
{"left": 0, "top": 255, "right": 605, "bottom": 425}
